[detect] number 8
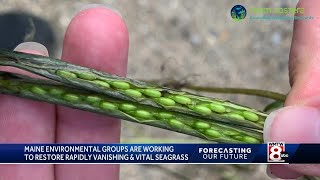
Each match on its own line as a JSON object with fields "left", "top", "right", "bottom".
{"left": 270, "top": 146, "right": 282, "bottom": 161}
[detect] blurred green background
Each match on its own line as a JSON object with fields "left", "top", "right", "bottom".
{"left": 0, "top": 0, "right": 300, "bottom": 179}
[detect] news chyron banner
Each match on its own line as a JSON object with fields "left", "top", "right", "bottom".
{"left": 0, "top": 143, "right": 317, "bottom": 164}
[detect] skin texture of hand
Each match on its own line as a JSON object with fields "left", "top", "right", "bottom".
{"left": 0, "top": 6, "right": 129, "bottom": 180}
{"left": 264, "top": 0, "right": 320, "bottom": 179}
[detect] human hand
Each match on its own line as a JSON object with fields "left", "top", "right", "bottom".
{"left": 264, "top": 0, "right": 320, "bottom": 179}
{"left": 0, "top": 6, "right": 128, "bottom": 180}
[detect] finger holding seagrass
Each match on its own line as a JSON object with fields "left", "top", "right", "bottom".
{"left": 0, "top": 49, "right": 266, "bottom": 130}
{"left": 0, "top": 71, "right": 263, "bottom": 144}
{"left": 0, "top": 43, "right": 55, "bottom": 180}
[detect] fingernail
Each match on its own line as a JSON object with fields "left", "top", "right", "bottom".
{"left": 78, "top": 4, "right": 122, "bottom": 17}
{"left": 266, "top": 166, "right": 278, "bottom": 179}
{"left": 263, "top": 109, "right": 278, "bottom": 143}
{"left": 264, "top": 106, "right": 320, "bottom": 143}
{"left": 14, "top": 42, "right": 48, "bottom": 56}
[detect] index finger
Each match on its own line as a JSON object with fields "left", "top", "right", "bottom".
{"left": 55, "top": 6, "right": 129, "bottom": 180}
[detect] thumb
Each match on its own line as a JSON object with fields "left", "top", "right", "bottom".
{"left": 264, "top": 106, "right": 320, "bottom": 143}
{"left": 264, "top": 0, "right": 320, "bottom": 146}
{"left": 264, "top": 0, "right": 320, "bottom": 178}
{"left": 264, "top": 106, "right": 320, "bottom": 178}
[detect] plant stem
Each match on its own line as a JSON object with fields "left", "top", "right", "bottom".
{"left": 145, "top": 80, "right": 287, "bottom": 101}
{"left": 181, "top": 86, "right": 286, "bottom": 102}
{"left": 0, "top": 71, "right": 263, "bottom": 144}
{"left": 0, "top": 49, "right": 267, "bottom": 130}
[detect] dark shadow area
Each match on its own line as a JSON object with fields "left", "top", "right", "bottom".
{"left": 0, "top": 11, "right": 56, "bottom": 52}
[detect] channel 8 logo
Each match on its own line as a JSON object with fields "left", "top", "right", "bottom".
{"left": 267, "top": 142, "right": 288, "bottom": 162}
